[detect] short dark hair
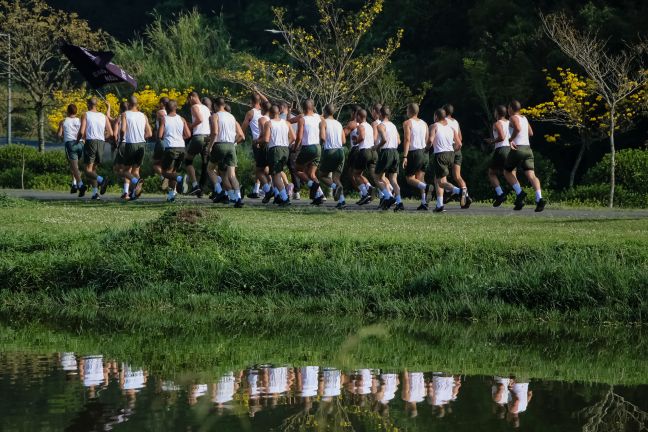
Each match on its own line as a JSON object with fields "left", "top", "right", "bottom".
{"left": 67, "top": 104, "right": 77, "bottom": 116}
{"left": 251, "top": 93, "right": 261, "bottom": 104}
{"left": 270, "top": 104, "right": 280, "bottom": 116}
{"left": 87, "top": 97, "right": 98, "bottom": 109}
{"left": 159, "top": 97, "right": 170, "bottom": 105}
{"left": 323, "top": 104, "right": 335, "bottom": 117}
{"left": 166, "top": 100, "right": 178, "bottom": 112}
{"left": 357, "top": 109, "right": 367, "bottom": 120}
{"left": 435, "top": 108, "right": 446, "bottom": 120}
{"left": 372, "top": 103, "right": 382, "bottom": 115}
{"left": 301, "top": 99, "right": 314, "bottom": 112}
{"left": 380, "top": 106, "right": 391, "bottom": 119}
{"left": 213, "top": 97, "right": 226, "bottom": 108}
{"left": 189, "top": 91, "right": 200, "bottom": 99}
{"left": 202, "top": 97, "right": 213, "bottom": 110}
{"left": 509, "top": 100, "right": 522, "bottom": 112}
{"left": 496, "top": 105, "right": 507, "bottom": 118}
{"left": 407, "top": 103, "right": 419, "bottom": 116}
{"left": 119, "top": 102, "right": 128, "bottom": 113}
{"left": 443, "top": 104, "right": 454, "bottom": 116}
{"left": 261, "top": 101, "right": 272, "bottom": 114}
{"left": 127, "top": 95, "right": 138, "bottom": 108}
{"left": 225, "top": 104, "right": 231, "bottom": 113}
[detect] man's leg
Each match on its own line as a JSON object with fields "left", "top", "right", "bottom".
{"left": 524, "top": 169, "right": 545, "bottom": 211}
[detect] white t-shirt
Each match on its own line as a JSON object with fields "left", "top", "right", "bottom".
{"left": 511, "top": 115, "right": 531, "bottom": 146}
{"left": 431, "top": 375, "right": 455, "bottom": 406}
{"left": 509, "top": 382, "right": 530, "bottom": 413}
{"left": 85, "top": 111, "right": 107, "bottom": 141}
{"left": 216, "top": 111, "right": 237, "bottom": 143}
{"left": 163, "top": 114, "right": 186, "bottom": 148}
{"left": 249, "top": 108, "right": 263, "bottom": 141}
{"left": 378, "top": 373, "right": 398, "bottom": 404}
{"left": 493, "top": 119, "right": 511, "bottom": 149}
{"left": 267, "top": 367, "right": 288, "bottom": 394}
{"left": 122, "top": 364, "right": 146, "bottom": 391}
{"left": 322, "top": 368, "right": 342, "bottom": 397}
{"left": 212, "top": 372, "right": 236, "bottom": 404}
{"left": 302, "top": 114, "right": 321, "bottom": 146}
{"left": 382, "top": 121, "right": 399, "bottom": 150}
{"left": 124, "top": 111, "right": 147, "bottom": 144}
{"left": 193, "top": 104, "right": 212, "bottom": 135}
{"left": 358, "top": 122, "right": 374, "bottom": 150}
{"left": 192, "top": 384, "right": 208, "bottom": 399}
{"left": 409, "top": 118, "right": 428, "bottom": 151}
{"left": 324, "top": 118, "right": 343, "bottom": 150}
{"left": 433, "top": 122, "right": 455, "bottom": 153}
{"left": 247, "top": 371, "right": 260, "bottom": 398}
{"left": 63, "top": 118, "right": 81, "bottom": 142}
{"left": 300, "top": 366, "right": 319, "bottom": 397}
{"left": 268, "top": 119, "right": 290, "bottom": 148}
{"left": 404, "top": 372, "right": 425, "bottom": 403}
{"left": 83, "top": 355, "right": 104, "bottom": 387}
{"left": 60, "top": 352, "right": 77, "bottom": 372}
{"left": 357, "top": 369, "right": 373, "bottom": 395}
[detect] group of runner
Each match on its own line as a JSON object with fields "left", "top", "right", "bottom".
{"left": 58, "top": 92, "right": 546, "bottom": 212}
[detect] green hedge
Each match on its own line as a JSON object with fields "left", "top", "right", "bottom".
{"left": 584, "top": 148, "right": 648, "bottom": 195}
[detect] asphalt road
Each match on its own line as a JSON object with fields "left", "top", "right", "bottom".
{"left": 4, "top": 188, "right": 648, "bottom": 219}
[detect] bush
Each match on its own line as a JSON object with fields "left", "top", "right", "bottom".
{"left": 584, "top": 149, "right": 648, "bottom": 195}
{"left": 553, "top": 184, "right": 647, "bottom": 208}
{"left": 0, "top": 145, "right": 68, "bottom": 174}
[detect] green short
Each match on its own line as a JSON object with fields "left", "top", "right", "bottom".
{"left": 504, "top": 145, "right": 535, "bottom": 172}
{"left": 296, "top": 144, "right": 321, "bottom": 166}
{"left": 162, "top": 147, "right": 185, "bottom": 171}
{"left": 320, "top": 148, "right": 345, "bottom": 174}
{"left": 187, "top": 134, "right": 208, "bottom": 157}
{"left": 153, "top": 141, "right": 165, "bottom": 161}
{"left": 64, "top": 141, "right": 83, "bottom": 161}
{"left": 83, "top": 139, "right": 105, "bottom": 165}
{"left": 490, "top": 146, "right": 511, "bottom": 171}
{"left": 405, "top": 149, "right": 428, "bottom": 176}
{"left": 433, "top": 151, "right": 455, "bottom": 179}
{"left": 268, "top": 146, "right": 289, "bottom": 175}
{"left": 353, "top": 148, "right": 377, "bottom": 170}
{"left": 115, "top": 142, "right": 146, "bottom": 167}
{"left": 375, "top": 148, "right": 399, "bottom": 174}
{"left": 209, "top": 142, "right": 237, "bottom": 171}
{"left": 453, "top": 148, "right": 463, "bottom": 166}
{"left": 348, "top": 146, "right": 359, "bottom": 167}
{"left": 253, "top": 144, "right": 268, "bottom": 168}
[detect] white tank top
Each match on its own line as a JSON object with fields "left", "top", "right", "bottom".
{"left": 409, "top": 119, "right": 427, "bottom": 151}
{"left": 359, "top": 122, "right": 374, "bottom": 150}
{"left": 324, "top": 118, "right": 343, "bottom": 150}
{"left": 431, "top": 376, "right": 455, "bottom": 406}
{"left": 433, "top": 122, "right": 455, "bottom": 153}
{"left": 63, "top": 117, "right": 80, "bottom": 142}
{"left": 163, "top": 114, "right": 185, "bottom": 148}
{"left": 404, "top": 372, "right": 425, "bottom": 403}
{"left": 300, "top": 366, "right": 319, "bottom": 397}
{"left": 322, "top": 368, "right": 341, "bottom": 397}
{"left": 124, "top": 111, "right": 147, "bottom": 143}
{"left": 216, "top": 111, "right": 237, "bottom": 143}
{"left": 373, "top": 120, "right": 383, "bottom": 146}
{"left": 493, "top": 119, "right": 511, "bottom": 149}
{"left": 269, "top": 119, "right": 290, "bottom": 148}
{"left": 492, "top": 377, "right": 511, "bottom": 405}
{"left": 302, "top": 113, "right": 321, "bottom": 146}
{"left": 509, "top": 382, "right": 529, "bottom": 413}
{"left": 378, "top": 373, "right": 398, "bottom": 403}
{"left": 511, "top": 115, "right": 530, "bottom": 146}
{"left": 193, "top": 104, "right": 212, "bottom": 135}
{"left": 382, "top": 121, "right": 399, "bottom": 149}
{"left": 249, "top": 108, "right": 262, "bottom": 140}
{"left": 85, "top": 111, "right": 106, "bottom": 141}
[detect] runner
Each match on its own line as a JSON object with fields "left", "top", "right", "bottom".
{"left": 241, "top": 93, "right": 269, "bottom": 199}
{"left": 262, "top": 104, "right": 296, "bottom": 206}
{"left": 153, "top": 97, "right": 170, "bottom": 191}
{"left": 374, "top": 106, "right": 402, "bottom": 211}
{"left": 157, "top": 99, "right": 191, "bottom": 202}
{"left": 444, "top": 104, "right": 471, "bottom": 208}
{"left": 504, "top": 100, "right": 546, "bottom": 212}
{"left": 182, "top": 91, "right": 212, "bottom": 197}
{"left": 370, "top": 103, "right": 386, "bottom": 204}
{"left": 507, "top": 379, "right": 533, "bottom": 428}
{"left": 295, "top": 99, "right": 323, "bottom": 204}
{"left": 485, "top": 105, "right": 511, "bottom": 207}
{"left": 115, "top": 95, "right": 151, "bottom": 200}
{"left": 57, "top": 104, "right": 82, "bottom": 194}
{"left": 401, "top": 370, "right": 426, "bottom": 418}
{"left": 427, "top": 108, "right": 463, "bottom": 212}
{"left": 207, "top": 97, "right": 246, "bottom": 207}
{"left": 111, "top": 102, "right": 129, "bottom": 199}
{"left": 343, "top": 105, "right": 362, "bottom": 195}
{"left": 78, "top": 97, "right": 113, "bottom": 199}
{"left": 317, "top": 104, "right": 347, "bottom": 208}
{"left": 352, "top": 109, "right": 377, "bottom": 205}
{"left": 402, "top": 103, "right": 429, "bottom": 210}
{"left": 281, "top": 101, "right": 301, "bottom": 200}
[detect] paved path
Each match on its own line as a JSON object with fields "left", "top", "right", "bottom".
{"left": 4, "top": 189, "right": 648, "bottom": 219}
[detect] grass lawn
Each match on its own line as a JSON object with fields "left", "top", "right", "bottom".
{"left": 0, "top": 195, "right": 647, "bottom": 323}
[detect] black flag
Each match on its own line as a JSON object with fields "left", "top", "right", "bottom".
{"left": 61, "top": 44, "right": 137, "bottom": 89}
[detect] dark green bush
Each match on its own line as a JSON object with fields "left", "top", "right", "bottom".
{"left": 584, "top": 149, "right": 648, "bottom": 195}
{"left": 553, "top": 184, "right": 647, "bottom": 208}
{"left": 0, "top": 145, "right": 68, "bottom": 174}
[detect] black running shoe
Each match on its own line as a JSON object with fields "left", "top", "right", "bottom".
{"left": 247, "top": 192, "right": 260, "bottom": 199}
{"left": 366, "top": 185, "right": 374, "bottom": 198}
{"left": 461, "top": 196, "right": 472, "bottom": 209}
{"left": 234, "top": 199, "right": 244, "bottom": 208}
{"left": 309, "top": 182, "right": 320, "bottom": 200}
{"left": 355, "top": 195, "right": 366, "bottom": 205}
{"left": 175, "top": 176, "right": 184, "bottom": 194}
{"left": 134, "top": 179, "right": 144, "bottom": 198}
{"left": 514, "top": 191, "right": 527, "bottom": 211}
{"left": 120, "top": 193, "right": 130, "bottom": 201}
{"left": 444, "top": 193, "right": 458, "bottom": 205}
{"left": 335, "top": 201, "right": 347, "bottom": 209}
{"left": 493, "top": 193, "right": 506, "bottom": 207}
{"left": 78, "top": 184, "right": 88, "bottom": 198}
{"left": 333, "top": 186, "right": 342, "bottom": 202}
{"left": 166, "top": 195, "right": 176, "bottom": 203}
{"left": 70, "top": 184, "right": 78, "bottom": 194}
{"left": 393, "top": 202, "right": 405, "bottom": 212}
{"left": 311, "top": 196, "right": 324, "bottom": 206}
{"left": 417, "top": 203, "right": 429, "bottom": 211}
{"left": 99, "top": 178, "right": 111, "bottom": 195}
{"left": 209, "top": 191, "right": 218, "bottom": 200}
{"left": 433, "top": 205, "right": 446, "bottom": 213}
{"left": 189, "top": 185, "right": 202, "bottom": 196}
{"left": 278, "top": 198, "right": 291, "bottom": 207}
{"left": 359, "top": 194, "right": 372, "bottom": 205}
{"left": 535, "top": 198, "right": 546, "bottom": 213}
{"left": 262, "top": 193, "right": 274, "bottom": 204}
{"left": 211, "top": 192, "right": 225, "bottom": 203}
{"left": 91, "top": 193, "right": 100, "bottom": 201}
{"left": 382, "top": 197, "right": 396, "bottom": 210}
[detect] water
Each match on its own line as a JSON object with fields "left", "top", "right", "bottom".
{"left": 1, "top": 352, "right": 647, "bottom": 431}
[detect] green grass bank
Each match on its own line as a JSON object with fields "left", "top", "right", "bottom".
{"left": 0, "top": 195, "right": 647, "bottom": 324}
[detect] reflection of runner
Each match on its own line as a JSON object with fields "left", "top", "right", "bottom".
{"left": 320, "top": 368, "right": 342, "bottom": 400}
{"left": 120, "top": 363, "right": 147, "bottom": 392}
{"left": 212, "top": 372, "right": 238, "bottom": 407}
{"left": 59, "top": 352, "right": 78, "bottom": 374}
{"left": 377, "top": 373, "right": 399, "bottom": 405}
{"left": 507, "top": 380, "right": 533, "bottom": 428}
{"left": 79, "top": 355, "right": 107, "bottom": 398}
{"left": 188, "top": 384, "right": 208, "bottom": 405}
{"left": 402, "top": 371, "right": 425, "bottom": 417}
{"left": 298, "top": 366, "right": 319, "bottom": 398}
{"left": 492, "top": 376, "right": 511, "bottom": 406}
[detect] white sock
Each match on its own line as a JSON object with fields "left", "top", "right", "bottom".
{"left": 78, "top": 181, "right": 84, "bottom": 187}
{"left": 273, "top": 187, "right": 279, "bottom": 196}
{"left": 97, "top": 175, "right": 104, "bottom": 184}
{"left": 216, "top": 176, "right": 222, "bottom": 184}
{"left": 72, "top": 179, "right": 77, "bottom": 186}
{"left": 263, "top": 183, "right": 271, "bottom": 193}
{"left": 417, "top": 182, "right": 427, "bottom": 190}
{"left": 436, "top": 196, "right": 443, "bottom": 208}
{"left": 495, "top": 186, "right": 503, "bottom": 196}
{"left": 214, "top": 182, "right": 223, "bottom": 193}
{"left": 253, "top": 183, "right": 260, "bottom": 193}
{"left": 421, "top": 193, "right": 427, "bottom": 205}
{"left": 453, "top": 187, "right": 461, "bottom": 195}
{"left": 382, "top": 188, "right": 392, "bottom": 199}
{"left": 331, "top": 183, "right": 337, "bottom": 190}
{"left": 315, "top": 189, "right": 323, "bottom": 198}
{"left": 512, "top": 183, "right": 522, "bottom": 195}
{"left": 92, "top": 187, "right": 98, "bottom": 195}
{"left": 307, "top": 180, "right": 314, "bottom": 187}
{"left": 535, "top": 190, "right": 542, "bottom": 202}
{"left": 235, "top": 189, "right": 241, "bottom": 200}
{"left": 359, "top": 184, "right": 367, "bottom": 196}
{"left": 192, "top": 181, "right": 199, "bottom": 188}
{"left": 364, "top": 182, "right": 371, "bottom": 189}
{"left": 339, "top": 193, "right": 345, "bottom": 203}
{"left": 280, "top": 188, "right": 288, "bottom": 200}
{"left": 123, "top": 184, "right": 129, "bottom": 194}
{"left": 396, "top": 195, "right": 402, "bottom": 204}
{"left": 175, "top": 176, "right": 182, "bottom": 183}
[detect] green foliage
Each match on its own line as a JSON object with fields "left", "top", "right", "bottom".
{"left": 554, "top": 184, "right": 648, "bottom": 208}
{"left": 584, "top": 149, "right": 648, "bottom": 195}
{"left": 0, "top": 145, "right": 68, "bottom": 173}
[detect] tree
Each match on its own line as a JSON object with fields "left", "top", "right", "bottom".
{"left": 541, "top": 11, "right": 648, "bottom": 207}
{"left": 226, "top": 0, "right": 402, "bottom": 112}
{"left": 523, "top": 67, "right": 647, "bottom": 188}
{"left": 0, "top": 0, "right": 105, "bottom": 151}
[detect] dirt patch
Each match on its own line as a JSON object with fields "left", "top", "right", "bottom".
{"left": 174, "top": 208, "right": 205, "bottom": 224}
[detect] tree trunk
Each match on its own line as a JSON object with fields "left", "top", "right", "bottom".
{"left": 569, "top": 137, "right": 589, "bottom": 188}
{"left": 608, "top": 108, "right": 616, "bottom": 208}
{"left": 36, "top": 102, "right": 45, "bottom": 152}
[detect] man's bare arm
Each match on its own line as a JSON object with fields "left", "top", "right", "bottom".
{"left": 189, "top": 104, "right": 202, "bottom": 131}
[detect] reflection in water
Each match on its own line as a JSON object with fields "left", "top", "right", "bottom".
{"left": 0, "top": 351, "right": 646, "bottom": 431}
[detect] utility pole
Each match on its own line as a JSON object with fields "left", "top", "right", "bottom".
{"left": 0, "top": 33, "right": 10, "bottom": 145}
